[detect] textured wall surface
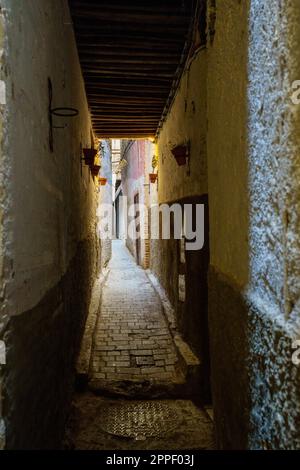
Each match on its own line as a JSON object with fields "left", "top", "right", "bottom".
{"left": 208, "top": 268, "right": 250, "bottom": 450}
{"left": 207, "top": 0, "right": 300, "bottom": 449}
{"left": 248, "top": 0, "right": 300, "bottom": 322}
{"left": 98, "top": 140, "right": 112, "bottom": 269}
{"left": 207, "top": 0, "right": 249, "bottom": 287}
{"left": 247, "top": 0, "right": 300, "bottom": 449}
{"left": 122, "top": 140, "right": 153, "bottom": 268}
{"left": 152, "top": 47, "right": 208, "bottom": 296}
{"left": 0, "top": 5, "right": 7, "bottom": 450}
{"left": 0, "top": 0, "right": 99, "bottom": 448}
{"left": 3, "top": 0, "right": 98, "bottom": 316}
{"left": 209, "top": 267, "right": 300, "bottom": 450}
{"left": 151, "top": 196, "right": 210, "bottom": 401}
{"left": 150, "top": 47, "right": 209, "bottom": 389}
{"left": 4, "top": 238, "right": 97, "bottom": 449}
{"left": 157, "top": 49, "right": 207, "bottom": 204}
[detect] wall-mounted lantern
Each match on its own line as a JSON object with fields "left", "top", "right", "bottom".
{"left": 171, "top": 142, "right": 190, "bottom": 166}
{"left": 98, "top": 177, "right": 107, "bottom": 186}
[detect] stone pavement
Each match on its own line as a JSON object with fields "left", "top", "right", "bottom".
{"left": 90, "top": 240, "right": 178, "bottom": 382}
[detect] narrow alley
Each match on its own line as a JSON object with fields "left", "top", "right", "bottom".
{"left": 91, "top": 241, "right": 178, "bottom": 385}
{"left": 1, "top": 0, "right": 300, "bottom": 457}
{"left": 66, "top": 241, "right": 214, "bottom": 450}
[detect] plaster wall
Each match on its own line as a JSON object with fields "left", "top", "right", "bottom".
{"left": 149, "top": 47, "right": 209, "bottom": 393}
{"left": 2, "top": 0, "right": 98, "bottom": 317}
{"left": 122, "top": 140, "right": 153, "bottom": 268}
{"left": 151, "top": 47, "right": 208, "bottom": 289}
{"left": 98, "top": 140, "right": 112, "bottom": 268}
{"left": 207, "top": 0, "right": 300, "bottom": 449}
{"left": 0, "top": 6, "right": 7, "bottom": 450}
{"left": 207, "top": 0, "right": 249, "bottom": 287}
{"left": 157, "top": 49, "right": 207, "bottom": 205}
{"left": 0, "top": 0, "right": 99, "bottom": 448}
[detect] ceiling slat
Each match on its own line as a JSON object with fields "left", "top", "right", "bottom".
{"left": 68, "top": 0, "right": 195, "bottom": 138}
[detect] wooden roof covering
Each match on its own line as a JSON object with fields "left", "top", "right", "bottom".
{"left": 68, "top": 0, "right": 196, "bottom": 138}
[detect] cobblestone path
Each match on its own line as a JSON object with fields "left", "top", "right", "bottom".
{"left": 91, "top": 240, "right": 178, "bottom": 382}
{"left": 66, "top": 241, "right": 215, "bottom": 450}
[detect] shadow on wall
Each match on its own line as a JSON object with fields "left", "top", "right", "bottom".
{"left": 206, "top": 0, "right": 251, "bottom": 449}
{"left": 151, "top": 194, "right": 210, "bottom": 402}
{"left": 208, "top": 0, "right": 300, "bottom": 450}
{"left": 3, "top": 239, "right": 97, "bottom": 449}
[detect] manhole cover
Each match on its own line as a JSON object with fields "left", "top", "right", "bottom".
{"left": 99, "top": 401, "right": 180, "bottom": 440}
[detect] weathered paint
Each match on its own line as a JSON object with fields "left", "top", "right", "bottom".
{"left": 157, "top": 49, "right": 207, "bottom": 204}
{"left": 122, "top": 139, "right": 154, "bottom": 268}
{"left": 98, "top": 139, "right": 112, "bottom": 268}
{"left": 0, "top": 0, "right": 99, "bottom": 448}
{"left": 0, "top": 4, "right": 7, "bottom": 450}
{"left": 149, "top": 46, "right": 209, "bottom": 396}
{"left": 207, "top": 0, "right": 300, "bottom": 449}
{"left": 2, "top": 0, "right": 98, "bottom": 317}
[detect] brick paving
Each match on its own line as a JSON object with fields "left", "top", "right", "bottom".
{"left": 91, "top": 240, "right": 178, "bottom": 382}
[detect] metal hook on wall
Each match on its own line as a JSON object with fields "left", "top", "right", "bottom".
{"left": 48, "top": 77, "right": 79, "bottom": 152}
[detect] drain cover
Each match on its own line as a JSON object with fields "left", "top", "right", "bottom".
{"left": 99, "top": 401, "right": 180, "bottom": 440}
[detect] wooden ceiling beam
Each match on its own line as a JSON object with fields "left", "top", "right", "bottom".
{"left": 70, "top": 0, "right": 189, "bottom": 13}
{"left": 81, "top": 60, "right": 177, "bottom": 70}
{"left": 92, "top": 119, "right": 159, "bottom": 123}
{"left": 76, "top": 38, "right": 184, "bottom": 50}
{"left": 74, "top": 27, "right": 188, "bottom": 40}
{"left": 87, "top": 89, "right": 168, "bottom": 97}
{"left": 90, "top": 106, "right": 163, "bottom": 112}
{"left": 73, "top": 21, "right": 189, "bottom": 33}
{"left": 78, "top": 50, "right": 180, "bottom": 59}
{"left": 86, "top": 81, "right": 169, "bottom": 88}
{"left": 92, "top": 122, "right": 157, "bottom": 127}
{"left": 82, "top": 76, "right": 172, "bottom": 85}
{"left": 92, "top": 110, "right": 161, "bottom": 116}
{"left": 95, "top": 127, "right": 157, "bottom": 131}
{"left": 71, "top": 11, "right": 190, "bottom": 25}
{"left": 69, "top": 0, "right": 195, "bottom": 138}
{"left": 92, "top": 111, "right": 161, "bottom": 117}
{"left": 96, "top": 134, "right": 155, "bottom": 138}
{"left": 95, "top": 132, "right": 155, "bottom": 134}
{"left": 83, "top": 69, "right": 174, "bottom": 78}
{"left": 81, "top": 58, "right": 179, "bottom": 66}
{"left": 78, "top": 43, "right": 181, "bottom": 52}
{"left": 87, "top": 95, "right": 165, "bottom": 102}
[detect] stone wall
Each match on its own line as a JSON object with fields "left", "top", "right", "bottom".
{"left": 207, "top": 0, "right": 300, "bottom": 449}
{"left": 0, "top": 0, "right": 99, "bottom": 448}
